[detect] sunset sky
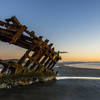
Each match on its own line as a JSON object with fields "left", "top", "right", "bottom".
{"left": 0, "top": 0, "right": 100, "bottom": 62}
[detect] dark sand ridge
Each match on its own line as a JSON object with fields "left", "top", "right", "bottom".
{"left": 56, "top": 65, "right": 100, "bottom": 77}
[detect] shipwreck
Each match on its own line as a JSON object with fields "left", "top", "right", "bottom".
{"left": 0, "top": 16, "right": 61, "bottom": 88}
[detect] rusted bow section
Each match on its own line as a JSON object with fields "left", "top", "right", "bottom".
{"left": 0, "top": 16, "right": 61, "bottom": 88}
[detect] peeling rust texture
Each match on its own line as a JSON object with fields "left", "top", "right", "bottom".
{"left": 0, "top": 16, "right": 61, "bottom": 88}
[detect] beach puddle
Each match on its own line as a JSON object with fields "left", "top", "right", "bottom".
{"left": 56, "top": 76, "right": 100, "bottom": 80}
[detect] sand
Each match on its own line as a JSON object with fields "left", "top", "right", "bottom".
{"left": 0, "top": 65, "right": 100, "bottom": 100}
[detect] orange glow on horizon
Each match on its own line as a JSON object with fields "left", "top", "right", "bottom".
{"left": 0, "top": 46, "right": 100, "bottom": 62}
{"left": 60, "top": 53, "right": 100, "bottom": 62}
{"left": 1, "top": 52, "right": 100, "bottom": 62}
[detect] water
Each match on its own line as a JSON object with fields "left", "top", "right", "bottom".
{"left": 0, "top": 62, "right": 100, "bottom": 100}
{"left": 62, "top": 62, "right": 100, "bottom": 69}
{"left": 0, "top": 79, "right": 100, "bottom": 100}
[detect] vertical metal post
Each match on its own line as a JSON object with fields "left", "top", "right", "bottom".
{"left": 18, "top": 49, "right": 31, "bottom": 65}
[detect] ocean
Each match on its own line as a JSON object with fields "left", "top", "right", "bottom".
{"left": 58, "top": 62, "right": 100, "bottom": 69}
{"left": 0, "top": 62, "right": 100, "bottom": 100}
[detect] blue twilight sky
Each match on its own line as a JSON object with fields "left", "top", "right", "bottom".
{"left": 0, "top": 0, "right": 100, "bottom": 61}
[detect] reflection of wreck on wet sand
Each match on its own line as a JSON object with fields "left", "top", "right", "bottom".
{"left": 0, "top": 16, "right": 61, "bottom": 88}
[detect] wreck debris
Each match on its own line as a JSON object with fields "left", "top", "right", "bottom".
{"left": 0, "top": 16, "right": 61, "bottom": 88}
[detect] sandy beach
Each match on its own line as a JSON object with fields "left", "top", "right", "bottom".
{"left": 0, "top": 63, "right": 100, "bottom": 100}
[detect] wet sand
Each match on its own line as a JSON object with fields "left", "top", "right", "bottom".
{"left": 0, "top": 79, "right": 100, "bottom": 100}
{"left": 0, "top": 65, "right": 100, "bottom": 100}
{"left": 56, "top": 65, "right": 100, "bottom": 77}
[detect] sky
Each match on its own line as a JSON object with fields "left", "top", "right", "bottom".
{"left": 0, "top": 0, "right": 100, "bottom": 61}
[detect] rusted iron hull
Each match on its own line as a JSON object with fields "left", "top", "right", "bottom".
{"left": 0, "top": 61, "right": 56, "bottom": 88}
{"left": 0, "top": 16, "right": 61, "bottom": 88}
